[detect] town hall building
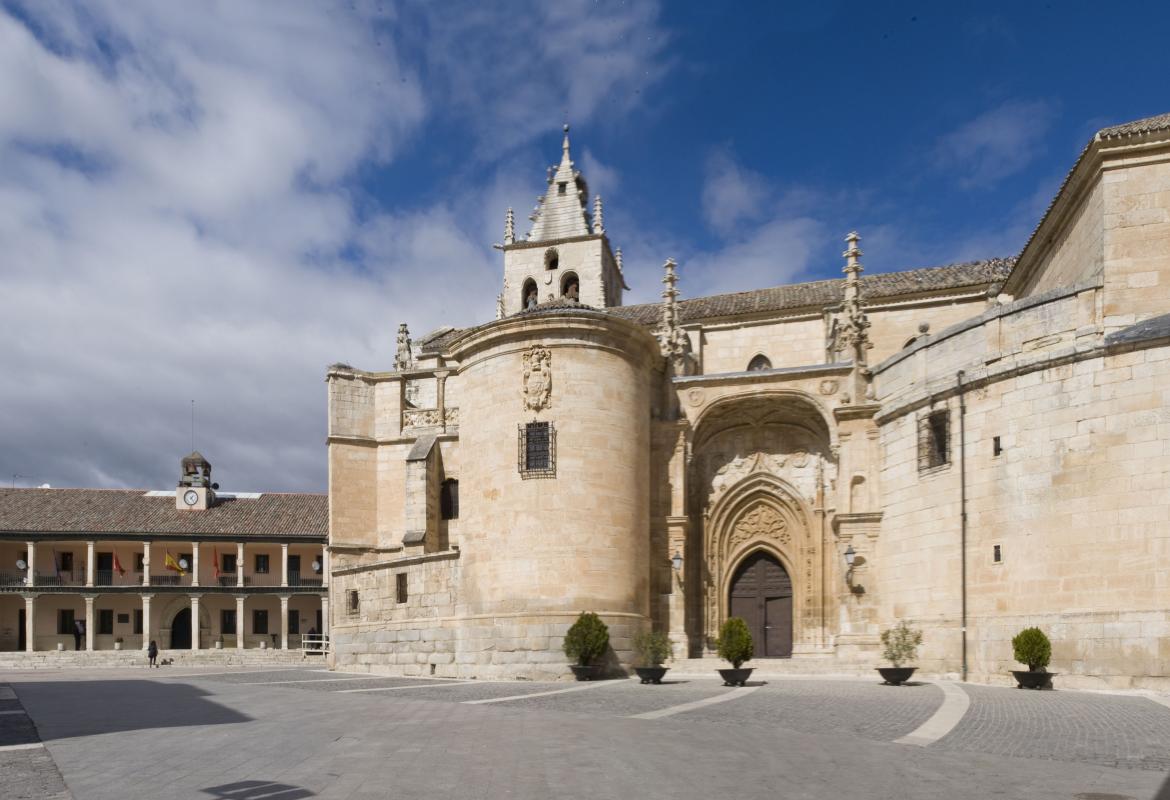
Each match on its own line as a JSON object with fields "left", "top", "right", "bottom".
{"left": 326, "top": 113, "right": 1170, "bottom": 689}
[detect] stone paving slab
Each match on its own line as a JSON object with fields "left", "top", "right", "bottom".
{"left": 498, "top": 678, "right": 731, "bottom": 717}
{"left": 4, "top": 670, "right": 1169, "bottom": 800}
{"left": 0, "top": 747, "right": 72, "bottom": 800}
{"left": 936, "top": 683, "right": 1170, "bottom": 771}
{"left": 674, "top": 679, "right": 946, "bottom": 742}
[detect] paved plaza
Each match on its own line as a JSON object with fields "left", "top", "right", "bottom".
{"left": 1, "top": 666, "right": 1169, "bottom": 800}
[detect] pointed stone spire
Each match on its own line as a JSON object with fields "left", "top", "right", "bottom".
{"left": 592, "top": 195, "right": 604, "bottom": 235}
{"left": 834, "top": 231, "right": 872, "bottom": 370}
{"left": 394, "top": 323, "right": 413, "bottom": 372}
{"left": 615, "top": 248, "right": 623, "bottom": 275}
{"left": 495, "top": 292, "right": 505, "bottom": 320}
{"left": 504, "top": 208, "right": 515, "bottom": 245}
{"left": 526, "top": 124, "right": 591, "bottom": 241}
{"left": 657, "top": 258, "right": 694, "bottom": 375}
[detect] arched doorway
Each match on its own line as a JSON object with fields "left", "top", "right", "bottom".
{"left": 729, "top": 551, "right": 792, "bottom": 658}
{"left": 170, "top": 608, "right": 191, "bottom": 649}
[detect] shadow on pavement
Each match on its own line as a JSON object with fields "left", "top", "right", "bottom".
{"left": 201, "top": 780, "right": 314, "bottom": 799}
{"left": 14, "top": 681, "right": 251, "bottom": 742}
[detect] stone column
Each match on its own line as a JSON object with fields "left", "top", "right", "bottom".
{"left": 320, "top": 595, "right": 329, "bottom": 637}
{"left": 279, "top": 595, "right": 290, "bottom": 650}
{"left": 190, "top": 595, "right": 200, "bottom": 651}
{"left": 24, "top": 594, "right": 36, "bottom": 652}
{"left": 436, "top": 370, "right": 449, "bottom": 430}
{"left": 84, "top": 595, "right": 95, "bottom": 652}
{"left": 86, "top": 541, "right": 95, "bottom": 587}
{"left": 26, "top": 541, "right": 35, "bottom": 587}
{"left": 142, "top": 541, "right": 151, "bottom": 587}
{"left": 236, "top": 543, "right": 245, "bottom": 588}
{"left": 322, "top": 548, "right": 330, "bottom": 589}
{"left": 236, "top": 595, "right": 246, "bottom": 650}
{"left": 191, "top": 542, "right": 200, "bottom": 587}
{"left": 281, "top": 543, "right": 289, "bottom": 588}
{"left": 141, "top": 594, "right": 153, "bottom": 651}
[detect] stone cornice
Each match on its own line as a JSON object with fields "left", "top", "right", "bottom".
{"left": 331, "top": 548, "right": 461, "bottom": 576}
{"left": 673, "top": 361, "right": 851, "bottom": 387}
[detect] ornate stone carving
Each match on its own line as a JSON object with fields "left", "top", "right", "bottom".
{"left": 686, "top": 388, "right": 704, "bottom": 407}
{"left": 444, "top": 406, "right": 460, "bottom": 425}
{"left": 522, "top": 346, "right": 552, "bottom": 411}
{"left": 394, "top": 323, "right": 413, "bottom": 372}
{"left": 727, "top": 504, "right": 790, "bottom": 552}
{"left": 402, "top": 408, "right": 441, "bottom": 429}
{"left": 819, "top": 379, "right": 838, "bottom": 396}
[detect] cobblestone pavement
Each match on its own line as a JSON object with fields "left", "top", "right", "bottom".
{"left": 2, "top": 668, "right": 1169, "bottom": 800}
{"left": 0, "top": 685, "right": 72, "bottom": 800}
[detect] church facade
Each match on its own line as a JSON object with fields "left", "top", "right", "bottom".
{"left": 327, "top": 113, "right": 1170, "bottom": 689}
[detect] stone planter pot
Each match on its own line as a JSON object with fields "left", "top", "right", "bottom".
{"left": 570, "top": 664, "right": 602, "bottom": 681}
{"left": 718, "top": 667, "right": 753, "bottom": 687}
{"left": 57, "top": 642, "right": 64, "bottom": 651}
{"left": 876, "top": 667, "right": 916, "bottom": 686}
{"left": 114, "top": 642, "right": 123, "bottom": 651}
{"left": 634, "top": 666, "right": 669, "bottom": 684}
{"left": 1012, "top": 670, "right": 1055, "bottom": 689}
{"left": 259, "top": 640, "right": 268, "bottom": 650}
{"left": 215, "top": 641, "right": 223, "bottom": 650}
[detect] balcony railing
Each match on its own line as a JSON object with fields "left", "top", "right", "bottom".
{"left": 32, "top": 569, "right": 85, "bottom": 586}
{"left": 94, "top": 570, "right": 144, "bottom": 587}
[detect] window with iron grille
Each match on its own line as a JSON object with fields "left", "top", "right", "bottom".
{"left": 918, "top": 409, "right": 951, "bottom": 472}
{"left": 347, "top": 589, "right": 360, "bottom": 615}
{"left": 396, "top": 573, "right": 408, "bottom": 604}
{"left": 518, "top": 421, "right": 556, "bottom": 479}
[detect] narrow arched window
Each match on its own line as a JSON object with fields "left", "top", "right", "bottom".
{"left": 746, "top": 354, "right": 772, "bottom": 371}
{"left": 561, "top": 272, "right": 580, "bottom": 301}
{"left": 544, "top": 248, "right": 559, "bottom": 271}
{"left": 440, "top": 478, "right": 459, "bottom": 520}
{"left": 522, "top": 278, "right": 538, "bottom": 309}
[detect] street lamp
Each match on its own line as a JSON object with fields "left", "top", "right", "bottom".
{"left": 670, "top": 552, "right": 683, "bottom": 573}
{"left": 843, "top": 545, "right": 856, "bottom": 568}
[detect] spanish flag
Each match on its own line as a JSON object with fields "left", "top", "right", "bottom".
{"left": 164, "top": 550, "right": 186, "bottom": 576}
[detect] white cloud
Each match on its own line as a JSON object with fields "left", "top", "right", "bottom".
{"left": 701, "top": 148, "right": 769, "bottom": 236}
{"left": 933, "top": 99, "right": 1056, "bottom": 189}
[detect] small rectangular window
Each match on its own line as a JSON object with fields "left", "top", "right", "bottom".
{"left": 396, "top": 573, "right": 408, "bottom": 604}
{"left": 993, "top": 436, "right": 1002, "bottom": 457}
{"left": 134, "top": 610, "right": 143, "bottom": 635}
{"left": 221, "top": 610, "right": 237, "bottom": 635}
{"left": 519, "top": 421, "right": 556, "bottom": 479}
{"left": 223, "top": 553, "right": 237, "bottom": 573}
{"left": 557, "top": 182, "right": 567, "bottom": 195}
{"left": 116, "top": 613, "right": 130, "bottom": 624}
{"left": 98, "top": 609, "right": 114, "bottom": 635}
{"left": 347, "top": 589, "right": 360, "bottom": 615}
{"left": 441, "top": 479, "right": 459, "bottom": 520}
{"left": 253, "top": 609, "right": 269, "bottom": 634}
{"left": 255, "top": 554, "right": 270, "bottom": 574}
{"left": 993, "top": 544, "right": 1002, "bottom": 563}
{"left": 918, "top": 409, "right": 951, "bottom": 472}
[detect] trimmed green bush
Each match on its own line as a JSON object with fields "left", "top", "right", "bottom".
{"left": 563, "top": 611, "right": 609, "bottom": 666}
{"left": 1012, "top": 627, "right": 1051, "bottom": 672}
{"left": 716, "top": 617, "right": 754, "bottom": 669}
{"left": 632, "top": 630, "right": 673, "bottom": 667}
{"left": 880, "top": 621, "right": 923, "bottom": 668}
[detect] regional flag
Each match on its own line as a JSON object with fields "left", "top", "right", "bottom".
{"left": 113, "top": 551, "right": 126, "bottom": 576}
{"left": 164, "top": 550, "right": 186, "bottom": 576}
{"left": 212, "top": 547, "right": 220, "bottom": 580}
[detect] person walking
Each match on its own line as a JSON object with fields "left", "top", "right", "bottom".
{"left": 73, "top": 618, "right": 84, "bottom": 651}
{"left": 147, "top": 639, "right": 159, "bottom": 668}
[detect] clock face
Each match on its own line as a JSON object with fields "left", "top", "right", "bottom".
{"left": 183, "top": 490, "right": 199, "bottom": 506}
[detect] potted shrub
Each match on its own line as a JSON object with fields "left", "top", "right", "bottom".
{"left": 632, "top": 630, "right": 673, "bottom": 684}
{"left": 716, "top": 617, "right": 754, "bottom": 686}
{"left": 876, "top": 621, "right": 921, "bottom": 685}
{"left": 114, "top": 637, "right": 124, "bottom": 651}
{"left": 1011, "top": 627, "right": 1055, "bottom": 689}
{"left": 563, "top": 611, "right": 609, "bottom": 680}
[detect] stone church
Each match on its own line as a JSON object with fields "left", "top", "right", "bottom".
{"left": 327, "top": 112, "right": 1170, "bottom": 689}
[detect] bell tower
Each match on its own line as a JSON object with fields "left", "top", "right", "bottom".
{"left": 176, "top": 451, "right": 216, "bottom": 511}
{"left": 499, "top": 125, "right": 628, "bottom": 316}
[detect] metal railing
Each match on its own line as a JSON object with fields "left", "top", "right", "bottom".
{"left": 300, "top": 634, "right": 330, "bottom": 654}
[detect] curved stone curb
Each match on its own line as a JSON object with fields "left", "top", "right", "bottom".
{"left": 895, "top": 681, "right": 971, "bottom": 747}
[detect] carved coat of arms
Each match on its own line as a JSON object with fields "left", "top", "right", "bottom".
{"left": 522, "top": 346, "right": 552, "bottom": 411}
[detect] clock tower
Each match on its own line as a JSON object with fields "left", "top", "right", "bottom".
{"left": 176, "top": 451, "right": 216, "bottom": 511}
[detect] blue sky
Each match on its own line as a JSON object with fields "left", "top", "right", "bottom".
{"left": 1, "top": 1, "right": 1166, "bottom": 492}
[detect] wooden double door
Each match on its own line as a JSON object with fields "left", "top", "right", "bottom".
{"left": 729, "top": 551, "right": 793, "bottom": 658}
